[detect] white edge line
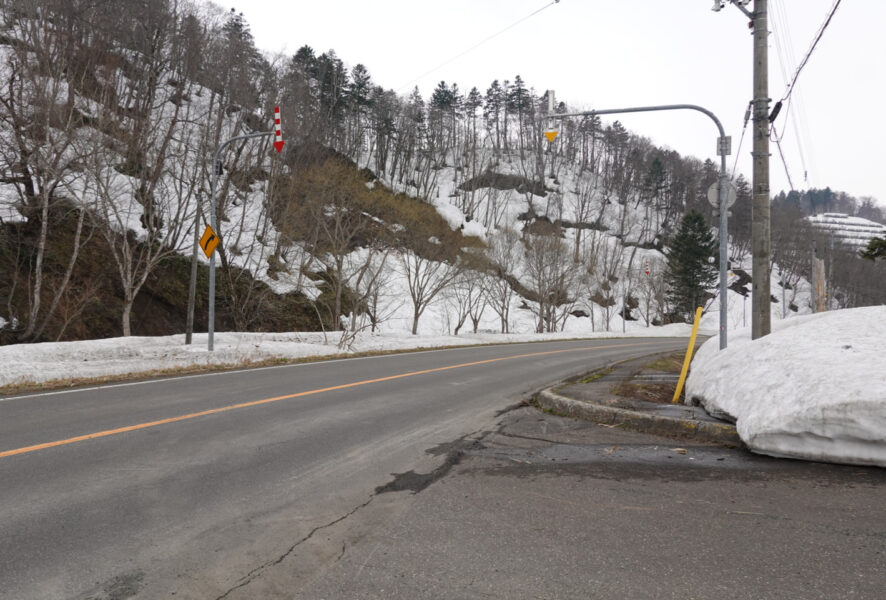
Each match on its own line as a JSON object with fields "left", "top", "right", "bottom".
{"left": 0, "top": 338, "right": 686, "bottom": 402}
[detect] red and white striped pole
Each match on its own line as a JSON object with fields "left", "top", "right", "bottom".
{"left": 273, "top": 106, "right": 284, "bottom": 153}
{"left": 644, "top": 260, "right": 650, "bottom": 276}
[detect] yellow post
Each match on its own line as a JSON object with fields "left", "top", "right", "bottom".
{"left": 672, "top": 306, "right": 703, "bottom": 404}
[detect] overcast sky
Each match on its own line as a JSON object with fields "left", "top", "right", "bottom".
{"left": 234, "top": 0, "right": 885, "bottom": 206}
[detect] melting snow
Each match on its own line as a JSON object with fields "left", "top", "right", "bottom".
{"left": 687, "top": 306, "right": 886, "bottom": 467}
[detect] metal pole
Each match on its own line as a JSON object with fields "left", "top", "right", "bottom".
{"left": 622, "top": 287, "right": 626, "bottom": 334}
{"left": 208, "top": 153, "right": 218, "bottom": 351}
{"left": 780, "top": 271, "right": 786, "bottom": 319}
{"left": 717, "top": 148, "right": 729, "bottom": 350}
{"left": 751, "top": 0, "right": 771, "bottom": 339}
{"left": 810, "top": 240, "right": 817, "bottom": 313}
{"left": 208, "top": 131, "right": 275, "bottom": 351}
{"left": 551, "top": 103, "right": 730, "bottom": 350}
{"left": 185, "top": 192, "right": 201, "bottom": 345}
{"left": 826, "top": 232, "right": 834, "bottom": 311}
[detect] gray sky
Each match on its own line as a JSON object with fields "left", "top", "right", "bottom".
{"left": 235, "top": 0, "right": 885, "bottom": 206}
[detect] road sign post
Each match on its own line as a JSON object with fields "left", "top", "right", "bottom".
{"left": 207, "top": 107, "right": 284, "bottom": 351}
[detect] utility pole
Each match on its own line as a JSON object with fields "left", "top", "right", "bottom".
{"left": 713, "top": 0, "right": 770, "bottom": 339}
{"left": 751, "top": 0, "right": 771, "bottom": 339}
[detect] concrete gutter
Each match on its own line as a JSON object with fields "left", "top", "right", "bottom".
{"left": 536, "top": 388, "right": 742, "bottom": 446}
{"left": 534, "top": 353, "right": 743, "bottom": 447}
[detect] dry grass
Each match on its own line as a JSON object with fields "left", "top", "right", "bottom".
{"left": 610, "top": 351, "right": 686, "bottom": 404}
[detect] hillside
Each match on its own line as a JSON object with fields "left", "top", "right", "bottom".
{"left": 1, "top": 0, "right": 882, "bottom": 345}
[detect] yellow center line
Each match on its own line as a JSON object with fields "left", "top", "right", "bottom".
{"left": 0, "top": 341, "right": 665, "bottom": 459}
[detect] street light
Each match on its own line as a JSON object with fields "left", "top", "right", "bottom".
{"left": 548, "top": 102, "right": 732, "bottom": 350}
{"left": 206, "top": 107, "right": 285, "bottom": 351}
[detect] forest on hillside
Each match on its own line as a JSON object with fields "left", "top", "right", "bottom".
{"left": 1, "top": 0, "right": 883, "bottom": 344}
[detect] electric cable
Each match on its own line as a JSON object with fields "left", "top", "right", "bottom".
{"left": 397, "top": 0, "right": 561, "bottom": 92}
{"left": 779, "top": 0, "right": 842, "bottom": 104}
{"left": 771, "top": 123, "right": 795, "bottom": 192}
{"left": 731, "top": 101, "right": 752, "bottom": 179}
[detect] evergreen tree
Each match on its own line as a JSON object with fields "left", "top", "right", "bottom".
{"left": 665, "top": 211, "right": 718, "bottom": 322}
{"left": 860, "top": 237, "right": 886, "bottom": 261}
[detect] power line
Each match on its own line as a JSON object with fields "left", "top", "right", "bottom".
{"left": 779, "top": 0, "right": 842, "bottom": 104}
{"left": 397, "top": 0, "right": 561, "bottom": 92}
{"left": 771, "top": 123, "right": 795, "bottom": 192}
{"left": 731, "top": 101, "right": 752, "bottom": 179}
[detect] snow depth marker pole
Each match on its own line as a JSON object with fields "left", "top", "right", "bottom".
{"left": 673, "top": 306, "right": 703, "bottom": 404}
{"left": 208, "top": 107, "right": 284, "bottom": 351}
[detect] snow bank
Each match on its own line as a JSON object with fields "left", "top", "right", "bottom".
{"left": 0, "top": 325, "right": 694, "bottom": 389}
{"left": 686, "top": 306, "right": 886, "bottom": 467}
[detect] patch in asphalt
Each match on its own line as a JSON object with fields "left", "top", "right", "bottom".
{"left": 374, "top": 451, "right": 463, "bottom": 495}
{"left": 376, "top": 437, "right": 487, "bottom": 495}
{"left": 465, "top": 442, "right": 886, "bottom": 485}
{"left": 81, "top": 570, "right": 144, "bottom": 600}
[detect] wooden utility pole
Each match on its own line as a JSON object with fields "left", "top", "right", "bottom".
{"left": 751, "top": 0, "right": 771, "bottom": 339}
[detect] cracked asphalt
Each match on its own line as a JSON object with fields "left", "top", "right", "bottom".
{"left": 296, "top": 408, "right": 886, "bottom": 600}
{"left": 0, "top": 338, "right": 689, "bottom": 599}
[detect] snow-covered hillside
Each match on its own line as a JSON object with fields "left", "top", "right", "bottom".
{"left": 808, "top": 212, "right": 886, "bottom": 248}
{"left": 0, "top": 3, "right": 820, "bottom": 343}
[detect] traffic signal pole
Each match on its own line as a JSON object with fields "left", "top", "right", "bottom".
{"left": 550, "top": 103, "right": 731, "bottom": 350}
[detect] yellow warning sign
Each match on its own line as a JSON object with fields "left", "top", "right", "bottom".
{"left": 544, "top": 130, "right": 558, "bottom": 143}
{"left": 200, "top": 225, "right": 220, "bottom": 258}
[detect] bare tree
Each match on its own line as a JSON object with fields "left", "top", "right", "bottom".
{"left": 582, "top": 231, "right": 623, "bottom": 332}
{"left": 0, "top": 6, "right": 92, "bottom": 340}
{"left": 295, "top": 160, "right": 379, "bottom": 328}
{"left": 483, "top": 227, "right": 521, "bottom": 333}
{"left": 337, "top": 247, "right": 393, "bottom": 349}
{"left": 400, "top": 245, "right": 462, "bottom": 335}
{"left": 636, "top": 256, "right": 667, "bottom": 326}
{"left": 442, "top": 268, "right": 486, "bottom": 335}
{"left": 81, "top": 24, "right": 198, "bottom": 335}
{"left": 522, "top": 229, "right": 580, "bottom": 333}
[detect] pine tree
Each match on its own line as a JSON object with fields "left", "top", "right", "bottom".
{"left": 860, "top": 237, "right": 886, "bottom": 261}
{"left": 665, "top": 211, "right": 718, "bottom": 322}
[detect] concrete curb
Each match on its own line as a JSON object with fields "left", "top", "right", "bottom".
{"left": 536, "top": 388, "right": 743, "bottom": 447}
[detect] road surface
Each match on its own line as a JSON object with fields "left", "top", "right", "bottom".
{"left": 0, "top": 337, "right": 685, "bottom": 599}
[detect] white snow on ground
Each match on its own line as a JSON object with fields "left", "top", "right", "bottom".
{"left": 686, "top": 306, "right": 886, "bottom": 467}
{"left": 0, "top": 325, "right": 695, "bottom": 389}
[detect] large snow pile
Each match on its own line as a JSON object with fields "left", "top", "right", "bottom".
{"left": 686, "top": 306, "right": 886, "bottom": 467}
{"left": 0, "top": 325, "right": 694, "bottom": 389}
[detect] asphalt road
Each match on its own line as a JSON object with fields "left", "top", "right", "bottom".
{"left": 299, "top": 407, "right": 886, "bottom": 600}
{"left": 0, "top": 337, "right": 686, "bottom": 599}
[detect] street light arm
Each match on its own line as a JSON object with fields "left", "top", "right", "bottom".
{"left": 207, "top": 129, "right": 274, "bottom": 352}
{"left": 551, "top": 104, "right": 726, "bottom": 141}
{"left": 550, "top": 102, "right": 731, "bottom": 351}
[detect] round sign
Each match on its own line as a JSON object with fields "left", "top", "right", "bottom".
{"left": 707, "top": 181, "right": 737, "bottom": 208}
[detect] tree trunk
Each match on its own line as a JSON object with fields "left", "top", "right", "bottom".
{"left": 19, "top": 192, "right": 50, "bottom": 341}
{"left": 122, "top": 294, "right": 133, "bottom": 337}
{"left": 411, "top": 308, "right": 420, "bottom": 335}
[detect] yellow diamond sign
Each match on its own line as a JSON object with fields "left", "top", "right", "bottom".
{"left": 200, "top": 225, "right": 220, "bottom": 258}
{"left": 544, "top": 130, "right": 558, "bottom": 143}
